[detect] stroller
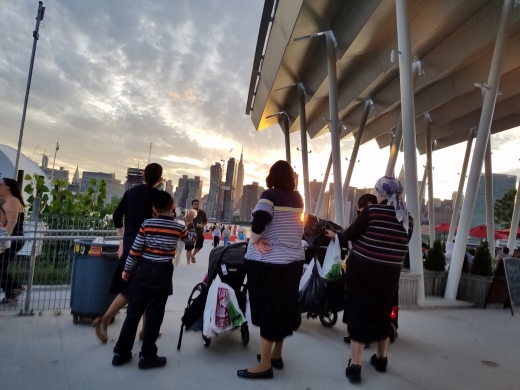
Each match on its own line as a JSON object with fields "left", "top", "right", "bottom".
{"left": 177, "top": 242, "right": 249, "bottom": 350}
{"left": 299, "top": 215, "right": 347, "bottom": 328}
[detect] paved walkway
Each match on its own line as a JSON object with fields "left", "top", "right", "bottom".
{"left": 1, "top": 240, "right": 519, "bottom": 389}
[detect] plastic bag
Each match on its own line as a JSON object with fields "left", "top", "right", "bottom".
{"left": 203, "top": 275, "right": 245, "bottom": 337}
{"left": 321, "top": 238, "right": 342, "bottom": 281}
{"left": 298, "top": 261, "right": 325, "bottom": 313}
{"left": 299, "top": 258, "right": 322, "bottom": 291}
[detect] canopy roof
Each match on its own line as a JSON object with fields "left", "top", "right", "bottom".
{"left": 246, "top": 0, "right": 520, "bottom": 154}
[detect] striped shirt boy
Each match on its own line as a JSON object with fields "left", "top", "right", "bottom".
{"left": 125, "top": 216, "right": 196, "bottom": 272}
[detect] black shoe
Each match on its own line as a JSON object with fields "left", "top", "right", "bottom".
{"left": 370, "top": 354, "right": 388, "bottom": 372}
{"left": 138, "top": 355, "right": 167, "bottom": 369}
{"left": 237, "top": 368, "right": 273, "bottom": 379}
{"left": 112, "top": 353, "right": 132, "bottom": 366}
{"left": 256, "top": 354, "right": 284, "bottom": 369}
{"left": 344, "top": 336, "right": 370, "bottom": 349}
{"left": 346, "top": 359, "right": 361, "bottom": 384}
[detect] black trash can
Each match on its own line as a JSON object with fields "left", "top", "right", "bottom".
{"left": 70, "top": 240, "right": 119, "bottom": 324}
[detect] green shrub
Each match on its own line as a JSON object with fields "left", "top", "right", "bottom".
{"left": 424, "top": 239, "right": 446, "bottom": 271}
{"left": 402, "top": 250, "right": 410, "bottom": 269}
{"left": 468, "top": 248, "right": 476, "bottom": 256}
{"left": 471, "top": 241, "right": 493, "bottom": 276}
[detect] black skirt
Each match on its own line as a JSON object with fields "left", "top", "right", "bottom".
{"left": 343, "top": 253, "right": 401, "bottom": 343}
{"left": 245, "top": 259, "right": 303, "bottom": 342}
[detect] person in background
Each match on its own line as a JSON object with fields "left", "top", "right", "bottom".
{"left": 325, "top": 176, "right": 413, "bottom": 384}
{"left": 445, "top": 239, "right": 455, "bottom": 267}
{"left": 112, "top": 191, "right": 195, "bottom": 368}
{"left": 212, "top": 224, "right": 221, "bottom": 247}
{"left": 422, "top": 243, "right": 429, "bottom": 260}
{"left": 238, "top": 161, "right": 304, "bottom": 380}
{"left": 0, "top": 178, "right": 26, "bottom": 304}
{"left": 185, "top": 199, "right": 207, "bottom": 264}
{"left": 223, "top": 225, "right": 231, "bottom": 246}
{"left": 93, "top": 163, "right": 163, "bottom": 343}
{"left": 233, "top": 225, "right": 238, "bottom": 237}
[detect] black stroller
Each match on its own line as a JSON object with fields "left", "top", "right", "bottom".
{"left": 177, "top": 242, "right": 249, "bottom": 350}
{"left": 299, "top": 215, "right": 347, "bottom": 328}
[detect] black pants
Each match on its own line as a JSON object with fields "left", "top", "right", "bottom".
{"left": 213, "top": 236, "right": 220, "bottom": 247}
{"left": 114, "top": 261, "right": 173, "bottom": 359}
{"left": 0, "top": 240, "right": 24, "bottom": 299}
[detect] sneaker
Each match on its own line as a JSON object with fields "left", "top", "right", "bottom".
{"left": 346, "top": 359, "right": 361, "bottom": 384}
{"left": 370, "top": 354, "right": 388, "bottom": 372}
{"left": 138, "top": 355, "right": 167, "bottom": 369}
{"left": 112, "top": 353, "right": 132, "bottom": 366}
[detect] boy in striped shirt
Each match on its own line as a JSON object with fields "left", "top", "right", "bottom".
{"left": 112, "top": 191, "right": 196, "bottom": 369}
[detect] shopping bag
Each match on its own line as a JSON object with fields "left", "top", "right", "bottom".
{"left": 298, "top": 261, "right": 326, "bottom": 313}
{"left": 321, "top": 238, "right": 342, "bottom": 281}
{"left": 299, "top": 258, "right": 322, "bottom": 291}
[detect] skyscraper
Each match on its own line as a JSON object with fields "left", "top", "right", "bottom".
{"left": 234, "top": 148, "right": 245, "bottom": 209}
{"left": 240, "top": 182, "right": 264, "bottom": 220}
{"left": 206, "top": 162, "right": 222, "bottom": 219}
{"left": 223, "top": 157, "right": 237, "bottom": 221}
{"left": 125, "top": 167, "right": 144, "bottom": 191}
{"left": 173, "top": 175, "right": 203, "bottom": 209}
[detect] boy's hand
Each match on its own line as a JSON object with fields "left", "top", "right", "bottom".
{"left": 122, "top": 270, "right": 130, "bottom": 281}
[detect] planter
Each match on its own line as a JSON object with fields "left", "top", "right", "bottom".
{"left": 423, "top": 269, "right": 448, "bottom": 297}
{"left": 399, "top": 271, "right": 420, "bottom": 308}
{"left": 423, "top": 269, "right": 435, "bottom": 296}
{"left": 457, "top": 273, "right": 492, "bottom": 308}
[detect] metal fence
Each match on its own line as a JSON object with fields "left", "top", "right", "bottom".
{"left": 1, "top": 210, "right": 116, "bottom": 315}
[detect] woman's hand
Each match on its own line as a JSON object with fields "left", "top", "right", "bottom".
{"left": 253, "top": 238, "right": 272, "bottom": 254}
{"left": 324, "top": 229, "right": 337, "bottom": 239}
{"left": 122, "top": 270, "right": 130, "bottom": 281}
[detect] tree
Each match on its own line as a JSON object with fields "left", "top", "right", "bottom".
{"left": 494, "top": 188, "right": 517, "bottom": 228}
{"left": 471, "top": 241, "right": 493, "bottom": 276}
{"left": 424, "top": 239, "right": 446, "bottom": 271}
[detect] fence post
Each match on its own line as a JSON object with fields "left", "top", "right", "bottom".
{"left": 19, "top": 197, "right": 40, "bottom": 316}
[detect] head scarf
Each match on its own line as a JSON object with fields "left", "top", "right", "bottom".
{"left": 375, "top": 176, "right": 409, "bottom": 231}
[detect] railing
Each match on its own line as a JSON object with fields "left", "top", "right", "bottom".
{"left": 1, "top": 201, "right": 117, "bottom": 315}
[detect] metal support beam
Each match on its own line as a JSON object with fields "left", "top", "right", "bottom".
{"left": 342, "top": 100, "right": 371, "bottom": 222}
{"left": 447, "top": 128, "right": 476, "bottom": 245}
{"left": 425, "top": 115, "right": 435, "bottom": 246}
{"left": 396, "top": 0, "right": 424, "bottom": 303}
{"left": 315, "top": 152, "right": 332, "bottom": 217}
{"left": 298, "top": 82, "right": 311, "bottom": 213}
{"left": 325, "top": 30, "right": 344, "bottom": 227}
{"left": 418, "top": 166, "right": 427, "bottom": 206}
{"left": 445, "top": 0, "right": 514, "bottom": 300}
{"left": 282, "top": 113, "right": 291, "bottom": 164}
{"left": 484, "top": 136, "right": 495, "bottom": 255}
{"left": 508, "top": 179, "right": 520, "bottom": 250}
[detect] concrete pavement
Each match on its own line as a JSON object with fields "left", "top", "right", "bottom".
{"left": 1, "top": 240, "right": 519, "bottom": 390}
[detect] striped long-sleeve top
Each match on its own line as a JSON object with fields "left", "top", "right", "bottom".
{"left": 245, "top": 188, "right": 305, "bottom": 264}
{"left": 124, "top": 216, "right": 196, "bottom": 272}
{"left": 337, "top": 201, "right": 414, "bottom": 266}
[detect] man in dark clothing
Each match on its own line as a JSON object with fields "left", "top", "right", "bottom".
{"left": 185, "top": 199, "right": 207, "bottom": 264}
{"left": 93, "top": 163, "right": 163, "bottom": 343}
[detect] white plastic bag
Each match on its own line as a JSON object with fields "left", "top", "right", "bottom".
{"left": 203, "top": 275, "right": 246, "bottom": 337}
{"left": 299, "top": 258, "right": 322, "bottom": 291}
{"left": 321, "top": 238, "right": 342, "bottom": 281}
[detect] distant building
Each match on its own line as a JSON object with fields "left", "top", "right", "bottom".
{"left": 471, "top": 173, "right": 517, "bottom": 228}
{"left": 125, "top": 167, "right": 144, "bottom": 191}
{"left": 207, "top": 162, "right": 222, "bottom": 219}
{"left": 42, "top": 166, "right": 69, "bottom": 184}
{"left": 173, "top": 175, "right": 203, "bottom": 209}
{"left": 240, "top": 182, "right": 264, "bottom": 220}
{"left": 222, "top": 157, "right": 237, "bottom": 221}
{"left": 72, "top": 166, "right": 80, "bottom": 185}
{"left": 81, "top": 171, "right": 125, "bottom": 198}
{"left": 165, "top": 180, "right": 173, "bottom": 196}
{"left": 200, "top": 194, "right": 209, "bottom": 211}
{"left": 234, "top": 149, "right": 245, "bottom": 209}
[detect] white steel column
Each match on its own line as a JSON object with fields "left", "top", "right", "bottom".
{"left": 298, "top": 82, "right": 311, "bottom": 213}
{"left": 484, "top": 136, "right": 495, "bottom": 255}
{"left": 445, "top": 0, "right": 514, "bottom": 299}
{"left": 315, "top": 152, "right": 332, "bottom": 217}
{"left": 325, "top": 30, "right": 344, "bottom": 227}
{"left": 418, "top": 166, "right": 427, "bottom": 205}
{"left": 396, "top": 0, "right": 424, "bottom": 302}
{"left": 508, "top": 179, "right": 520, "bottom": 250}
{"left": 425, "top": 114, "right": 435, "bottom": 246}
{"left": 447, "top": 128, "right": 476, "bottom": 244}
{"left": 342, "top": 100, "right": 371, "bottom": 220}
{"left": 282, "top": 113, "right": 291, "bottom": 164}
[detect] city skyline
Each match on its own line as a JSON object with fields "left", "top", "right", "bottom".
{"left": 1, "top": 1, "right": 519, "bottom": 203}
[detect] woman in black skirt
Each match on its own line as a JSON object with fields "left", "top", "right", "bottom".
{"left": 325, "top": 176, "right": 413, "bottom": 383}
{"left": 237, "top": 161, "right": 305, "bottom": 380}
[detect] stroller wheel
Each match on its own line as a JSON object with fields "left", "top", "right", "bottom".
{"left": 240, "top": 323, "right": 249, "bottom": 346}
{"left": 389, "top": 323, "right": 398, "bottom": 343}
{"left": 319, "top": 311, "right": 337, "bottom": 328}
{"left": 202, "top": 335, "right": 211, "bottom": 347}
